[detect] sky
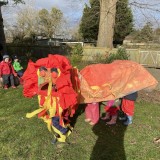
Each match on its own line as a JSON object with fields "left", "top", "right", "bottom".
{"left": 34, "top": 0, "right": 89, "bottom": 25}
{"left": 2, "top": 0, "right": 89, "bottom": 27}
{"left": 2, "top": 0, "right": 160, "bottom": 29}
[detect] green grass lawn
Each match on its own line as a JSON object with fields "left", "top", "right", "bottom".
{"left": 0, "top": 86, "right": 160, "bottom": 160}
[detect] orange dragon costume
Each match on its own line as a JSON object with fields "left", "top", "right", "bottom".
{"left": 79, "top": 60, "right": 158, "bottom": 103}
{"left": 22, "top": 55, "right": 158, "bottom": 142}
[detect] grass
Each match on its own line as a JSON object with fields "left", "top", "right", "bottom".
{"left": 0, "top": 86, "right": 160, "bottom": 160}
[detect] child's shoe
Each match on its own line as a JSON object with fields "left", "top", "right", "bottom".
{"left": 89, "top": 122, "right": 95, "bottom": 126}
{"left": 123, "top": 116, "right": 132, "bottom": 125}
{"left": 4, "top": 85, "right": 8, "bottom": 90}
{"left": 106, "top": 115, "right": 117, "bottom": 125}
{"left": 119, "top": 115, "right": 127, "bottom": 121}
{"left": 12, "top": 86, "right": 16, "bottom": 89}
{"left": 101, "top": 113, "right": 110, "bottom": 120}
{"left": 85, "top": 119, "right": 91, "bottom": 122}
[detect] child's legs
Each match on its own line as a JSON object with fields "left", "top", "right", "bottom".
{"left": 9, "top": 74, "right": 15, "bottom": 86}
{"left": 85, "top": 104, "right": 93, "bottom": 120}
{"left": 52, "top": 117, "right": 68, "bottom": 134}
{"left": 108, "top": 107, "right": 119, "bottom": 116}
{"left": 2, "top": 75, "right": 9, "bottom": 85}
{"left": 0, "top": 77, "right": 3, "bottom": 87}
{"left": 17, "top": 70, "right": 23, "bottom": 77}
{"left": 91, "top": 103, "right": 99, "bottom": 124}
{"left": 105, "top": 106, "right": 119, "bottom": 115}
{"left": 121, "top": 99, "right": 135, "bottom": 116}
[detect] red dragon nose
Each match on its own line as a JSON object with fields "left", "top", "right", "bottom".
{"left": 52, "top": 72, "right": 58, "bottom": 78}
{"left": 40, "top": 70, "right": 46, "bottom": 77}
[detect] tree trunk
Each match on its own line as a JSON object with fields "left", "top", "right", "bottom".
{"left": 97, "top": 0, "right": 117, "bottom": 48}
{"left": 0, "top": 6, "right": 7, "bottom": 53}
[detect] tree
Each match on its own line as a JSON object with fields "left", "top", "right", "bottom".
{"left": 79, "top": 0, "right": 133, "bottom": 45}
{"left": 140, "top": 22, "right": 153, "bottom": 42}
{"left": 133, "top": 22, "right": 153, "bottom": 43}
{"left": 70, "top": 24, "right": 83, "bottom": 41}
{"left": 154, "top": 28, "right": 160, "bottom": 43}
{"left": 114, "top": 0, "right": 133, "bottom": 45}
{"left": 97, "top": 0, "right": 117, "bottom": 48}
{"left": 0, "top": 6, "right": 6, "bottom": 52}
{"left": 10, "top": 6, "right": 39, "bottom": 43}
{"left": 5, "top": 6, "right": 64, "bottom": 44}
{"left": 12, "top": 0, "right": 24, "bottom": 4}
{"left": 79, "top": 0, "right": 100, "bottom": 41}
{"left": 0, "top": 0, "right": 24, "bottom": 52}
{"left": 38, "top": 7, "right": 63, "bottom": 38}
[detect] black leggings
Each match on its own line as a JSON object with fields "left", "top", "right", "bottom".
{"left": 2, "top": 74, "right": 14, "bottom": 86}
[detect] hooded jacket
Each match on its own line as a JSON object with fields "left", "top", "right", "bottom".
{"left": 0, "top": 61, "right": 16, "bottom": 77}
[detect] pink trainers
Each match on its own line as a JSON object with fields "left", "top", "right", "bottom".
{"left": 106, "top": 115, "right": 117, "bottom": 125}
{"left": 12, "top": 86, "right": 16, "bottom": 89}
{"left": 101, "top": 113, "right": 110, "bottom": 120}
{"left": 89, "top": 122, "right": 96, "bottom": 126}
{"left": 85, "top": 119, "right": 91, "bottom": 122}
{"left": 4, "top": 85, "right": 8, "bottom": 89}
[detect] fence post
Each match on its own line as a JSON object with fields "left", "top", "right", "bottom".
{"left": 138, "top": 48, "right": 141, "bottom": 64}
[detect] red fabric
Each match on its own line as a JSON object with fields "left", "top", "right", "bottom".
{"left": 104, "top": 106, "right": 119, "bottom": 116}
{"left": 38, "top": 109, "right": 47, "bottom": 118}
{"left": 85, "top": 103, "right": 99, "bottom": 124}
{"left": 22, "top": 54, "right": 78, "bottom": 118}
{"left": 22, "top": 60, "right": 38, "bottom": 97}
{"left": 0, "top": 61, "right": 16, "bottom": 77}
{"left": 104, "top": 100, "right": 119, "bottom": 116}
{"left": 121, "top": 99, "right": 135, "bottom": 116}
{"left": 40, "top": 95, "right": 45, "bottom": 106}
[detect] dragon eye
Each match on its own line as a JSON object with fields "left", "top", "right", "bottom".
{"left": 39, "top": 66, "right": 47, "bottom": 71}
{"left": 51, "top": 68, "right": 58, "bottom": 73}
{"left": 39, "top": 67, "right": 47, "bottom": 77}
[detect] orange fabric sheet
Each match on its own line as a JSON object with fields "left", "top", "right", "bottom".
{"left": 79, "top": 60, "right": 158, "bottom": 103}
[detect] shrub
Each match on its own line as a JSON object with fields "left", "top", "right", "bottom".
{"left": 70, "top": 44, "right": 83, "bottom": 56}
{"left": 106, "top": 47, "right": 129, "bottom": 63}
{"left": 69, "top": 44, "right": 83, "bottom": 66}
{"left": 92, "top": 52, "right": 107, "bottom": 64}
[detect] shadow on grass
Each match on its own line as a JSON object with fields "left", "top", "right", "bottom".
{"left": 69, "top": 104, "right": 85, "bottom": 127}
{"left": 90, "top": 120, "right": 127, "bottom": 160}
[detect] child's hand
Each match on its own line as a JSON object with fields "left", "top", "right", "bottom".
{"left": 14, "top": 73, "right": 17, "bottom": 77}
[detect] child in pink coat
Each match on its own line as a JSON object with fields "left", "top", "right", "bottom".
{"left": 85, "top": 102, "right": 99, "bottom": 125}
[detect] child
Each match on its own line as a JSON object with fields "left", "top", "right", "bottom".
{"left": 0, "top": 55, "right": 17, "bottom": 89}
{"left": 101, "top": 99, "right": 120, "bottom": 125}
{"left": 13, "top": 55, "right": 23, "bottom": 77}
{"left": 85, "top": 102, "right": 99, "bottom": 125}
{"left": 120, "top": 92, "right": 138, "bottom": 125}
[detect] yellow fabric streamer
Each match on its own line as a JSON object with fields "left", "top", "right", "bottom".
{"left": 26, "top": 108, "right": 44, "bottom": 118}
{"left": 49, "top": 97, "right": 57, "bottom": 118}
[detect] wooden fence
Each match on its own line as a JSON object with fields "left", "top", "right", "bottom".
{"left": 6, "top": 45, "right": 160, "bottom": 67}
{"left": 83, "top": 47, "right": 160, "bottom": 68}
